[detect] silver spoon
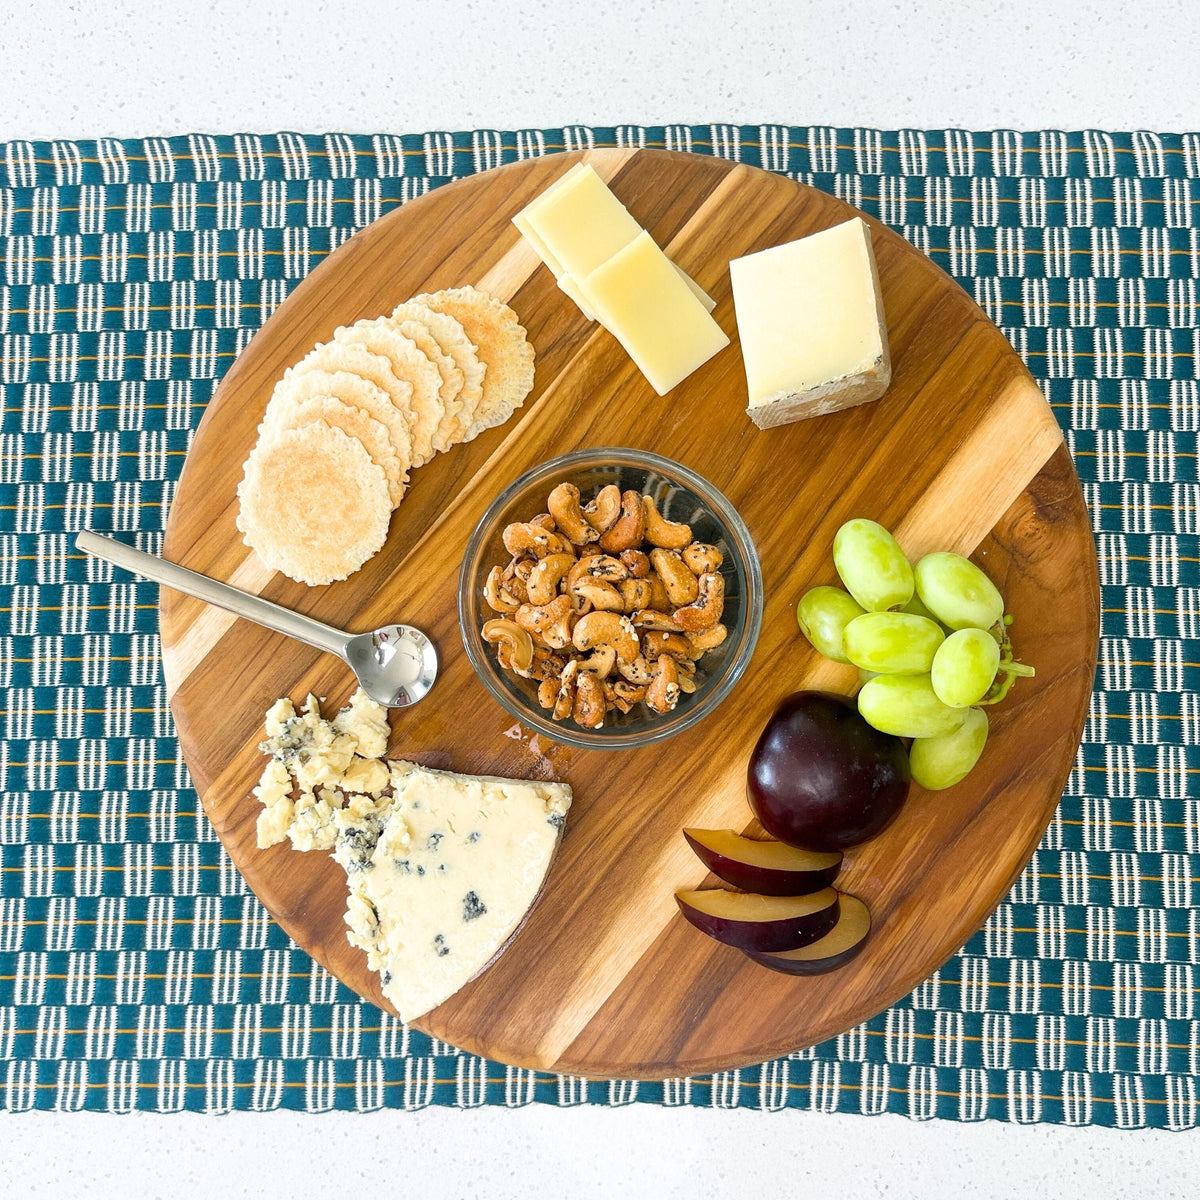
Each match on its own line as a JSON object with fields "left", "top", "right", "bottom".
{"left": 76, "top": 529, "right": 438, "bottom": 708}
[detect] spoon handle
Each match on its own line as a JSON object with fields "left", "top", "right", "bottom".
{"left": 76, "top": 529, "right": 350, "bottom": 660}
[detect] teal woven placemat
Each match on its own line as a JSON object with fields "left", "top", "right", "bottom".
{"left": 0, "top": 126, "right": 1197, "bottom": 1123}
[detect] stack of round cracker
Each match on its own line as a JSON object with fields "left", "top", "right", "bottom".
{"left": 237, "top": 286, "right": 535, "bottom": 586}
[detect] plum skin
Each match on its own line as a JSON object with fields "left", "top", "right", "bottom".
{"left": 747, "top": 691, "right": 911, "bottom": 851}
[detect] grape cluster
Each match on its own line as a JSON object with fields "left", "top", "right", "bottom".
{"left": 796, "top": 519, "right": 1034, "bottom": 790}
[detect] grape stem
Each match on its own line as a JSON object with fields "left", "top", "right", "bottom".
{"left": 978, "top": 614, "right": 1035, "bottom": 705}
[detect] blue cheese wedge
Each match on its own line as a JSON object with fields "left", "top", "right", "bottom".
{"left": 252, "top": 690, "right": 572, "bottom": 1022}
{"left": 335, "top": 762, "right": 570, "bottom": 1022}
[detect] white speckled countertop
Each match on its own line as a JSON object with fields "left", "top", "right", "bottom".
{"left": 4, "top": 1, "right": 1197, "bottom": 1195}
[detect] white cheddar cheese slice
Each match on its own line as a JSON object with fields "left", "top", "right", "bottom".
{"left": 582, "top": 230, "right": 729, "bottom": 395}
{"left": 336, "top": 763, "right": 571, "bottom": 1023}
{"left": 730, "top": 217, "right": 891, "bottom": 429}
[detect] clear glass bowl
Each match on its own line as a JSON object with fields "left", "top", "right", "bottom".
{"left": 458, "top": 447, "right": 762, "bottom": 750}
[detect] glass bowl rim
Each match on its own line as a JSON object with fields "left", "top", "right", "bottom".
{"left": 456, "top": 446, "right": 763, "bottom": 750}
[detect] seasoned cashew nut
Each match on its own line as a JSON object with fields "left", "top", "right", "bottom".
{"left": 677, "top": 669, "right": 698, "bottom": 695}
{"left": 530, "top": 512, "right": 557, "bottom": 532}
{"left": 646, "top": 656, "right": 681, "bottom": 714}
{"left": 515, "top": 593, "right": 573, "bottom": 634}
{"left": 673, "top": 572, "right": 724, "bottom": 632}
{"left": 620, "top": 548, "right": 650, "bottom": 578}
{"left": 583, "top": 555, "right": 627, "bottom": 582}
{"left": 583, "top": 484, "right": 621, "bottom": 533}
{"left": 632, "top": 609, "right": 682, "bottom": 632}
{"left": 552, "top": 660, "right": 579, "bottom": 721}
{"left": 502, "top": 522, "right": 554, "bottom": 558}
{"left": 642, "top": 496, "right": 692, "bottom": 550}
{"left": 598, "top": 490, "right": 647, "bottom": 553}
{"left": 537, "top": 678, "right": 559, "bottom": 709}
{"left": 682, "top": 542, "right": 723, "bottom": 575}
{"left": 484, "top": 566, "right": 521, "bottom": 613}
{"left": 618, "top": 654, "right": 655, "bottom": 685}
{"left": 481, "top": 619, "right": 534, "bottom": 674}
{"left": 528, "top": 647, "right": 568, "bottom": 681}
{"left": 640, "top": 630, "right": 694, "bottom": 660}
{"left": 572, "top": 671, "right": 607, "bottom": 728}
{"left": 543, "top": 608, "right": 575, "bottom": 650}
{"left": 576, "top": 645, "right": 617, "bottom": 678}
{"left": 547, "top": 483, "right": 600, "bottom": 546}
{"left": 572, "top": 610, "right": 639, "bottom": 663}
{"left": 607, "top": 680, "right": 647, "bottom": 713}
{"left": 619, "top": 578, "right": 652, "bottom": 614}
{"left": 649, "top": 548, "right": 699, "bottom": 607}
{"left": 645, "top": 572, "right": 673, "bottom": 611}
{"left": 573, "top": 577, "right": 624, "bottom": 613}
{"left": 526, "top": 552, "right": 576, "bottom": 605}
{"left": 688, "top": 622, "right": 728, "bottom": 656}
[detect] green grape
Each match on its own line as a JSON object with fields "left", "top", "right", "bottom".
{"left": 857, "top": 674, "right": 968, "bottom": 738}
{"left": 910, "top": 707, "right": 989, "bottom": 790}
{"left": 796, "top": 586, "right": 864, "bottom": 663}
{"left": 843, "top": 612, "right": 945, "bottom": 675}
{"left": 930, "top": 628, "right": 1001, "bottom": 707}
{"left": 832, "top": 518, "right": 914, "bottom": 612}
{"left": 913, "top": 552, "right": 1004, "bottom": 630}
{"left": 901, "top": 592, "right": 940, "bottom": 623}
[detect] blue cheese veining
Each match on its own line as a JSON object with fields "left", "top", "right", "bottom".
{"left": 252, "top": 689, "right": 572, "bottom": 1022}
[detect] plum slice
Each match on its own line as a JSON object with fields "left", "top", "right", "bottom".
{"left": 683, "top": 828, "right": 842, "bottom": 896}
{"left": 675, "top": 887, "right": 840, "bottom": 953}
{"left": 746, "top": 893, "right": 871, "bottom": 974}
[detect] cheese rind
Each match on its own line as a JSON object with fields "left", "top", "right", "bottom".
{"left": 730, "top": 217, "right": 891, "bottom": 429}
{"left": 582, "top": 230, "right": 730, "bottom": 396}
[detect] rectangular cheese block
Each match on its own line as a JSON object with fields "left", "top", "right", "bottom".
{"left": 336, "top": 762, "right": 572, "bottom": 1023}
{"left": 514, "top": 164, "right": 716, "bottom": 320}
{"left": 730, "top": 217, "right": 891, "bottom": 429}
{"left": 582, "top": 230, "right": 729, "bottom": 395}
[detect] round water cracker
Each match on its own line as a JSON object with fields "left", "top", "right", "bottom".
{"left": 392, "top": 300, "right": 486, "bottom": 447}
{"left": 334, "top": 318, "right": 444, "bottom": 467}
{"left": 237, "top": 424, "right": 391, "bottom": 587}
{"left": 413, "top": 287, "right": 534, "bottom": 440}
{"left": 287, "top": 344, "right": 417, "bottom": 471}
{"left": 265, "top": 366, "right": 413, "bottom": 487}
{"left": 269, "top": 394, "right": 406, "bottom": 508}
{"left": 393, "top": 316, "right": 464, "bottom": 455}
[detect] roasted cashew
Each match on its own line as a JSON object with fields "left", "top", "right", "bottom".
{"left": 632, "top": 609, "right": 682, "bottom": 632}
{"left": 642, "top": 496, "right": 692, "bottom": 550}
{"left": 572, "top": 671, "right": 607, "bottom": 728}
{"left": 537, "top": 678, "right": 558, "bottom": 709}
{"left": 583, "top": 555, "right": 627, "bottom": 582}
{"left": 617, "top": 654, "right": 655, "bottom": 685}
{"left": 502, "top": 522, "right": 555, "bottom": 558}
{"left": 677, "top": 669, "right": 698, "bottom": 695}
{"left": 576, "top": 645, "right": 617, "bottom": 678}
{"left": 583, "top": 484, "right": 621, "bottom": 533}
{"left": 607, "top": 680, "right": 647, "bottom": 713}
{"left": 640, "top": 629, "right": 694, "bottom": 660}
{"left": 573, "top": 577, "right": 624, "bottom": 613}
{"left": 645, "top": 572, "right": 673, "bottom": 611}
{"left": 598, "top": 490, "right": 647, "bottom": 553}
{"left": 530, "top": 512, "right": 557, "bottom": 532}
{"left": 572, "top": 610, "right": 639, "bottom": 663}
{"left": 649, "top": 548, "right": 699, "bottom": 607}
{"left": 515, "top": 593, "right": 573, "bottom": 634}
{"left": 484, "top": 566, "right": 521, "bottom": 613}
{"left": 682, "top": 542, "right": 723, "bottom": 575}
{"left": 552, "top": 660, "right": 578, "bottom": 721}
{"left": 543, "top": 609, "right": 575, "bottom": 650}
{"left": 529, "top": 647, "right": 568, "bottom": 681}
{"left": 619, "top": 578, "right": 652, "bottom": 614}
{"left": 526, "top": 552, "right": 576, "bottom": 605}
{"left": 646, "top": 656, "right": 681, "bottom": 714}
{"left": 482, "top": 619, "right": 534, "bottom": 674}
{"left": 688, "top": 623, "right": 727, "bottom": 655}
{"left": 620, "top": 549, "right": 650, "bottom": 578}
{"left": 673, "top": 572, "right": 724, "bottom": 632}
{"left": 547, "top": 483, "right": 600, "bottom": 546}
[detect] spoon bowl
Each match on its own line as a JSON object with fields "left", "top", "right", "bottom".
{"left": 345, "top": 624, "right": 439, "bottom": 708}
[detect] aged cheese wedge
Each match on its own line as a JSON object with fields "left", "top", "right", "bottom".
{"left": 514, "top": 164, "right": 716, "bottom": 319}
{"left": 335, "top": 763, "right": 571, "bottom": 1022}
{"left": 730, "top": 217, "right": 892, "bottom": 429}
{"left": 581, "top": 230, "right": 730, "bottom": 396}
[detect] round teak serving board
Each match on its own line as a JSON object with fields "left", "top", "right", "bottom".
{"left": 160, "top": 149, "right": 1099, "bottom": 1080}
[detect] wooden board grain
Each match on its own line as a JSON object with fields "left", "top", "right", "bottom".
{"left": 159, "top": 149, "right": 1099, "bottom": 1079}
